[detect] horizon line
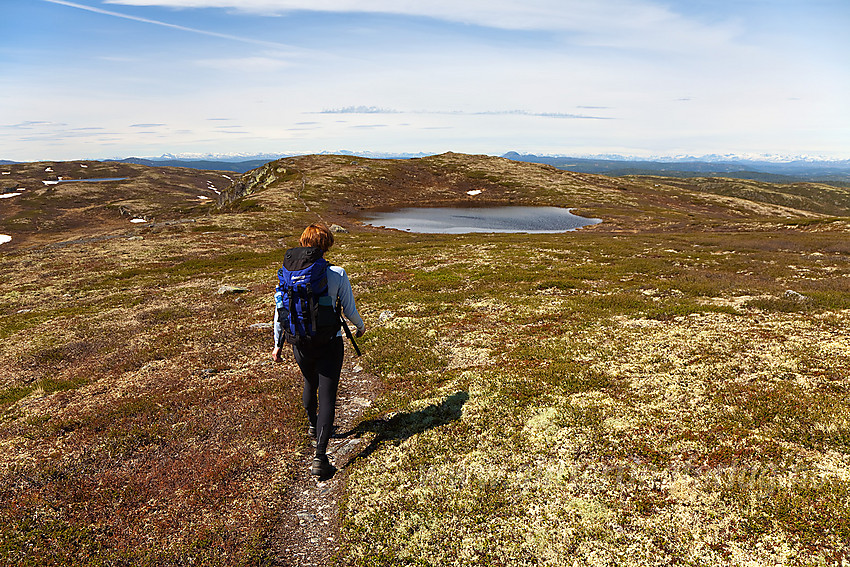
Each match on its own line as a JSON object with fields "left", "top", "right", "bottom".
{"left": 3, "top": 150, "right": 849, "bottom": 165}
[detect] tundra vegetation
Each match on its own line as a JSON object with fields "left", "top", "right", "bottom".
{"left": 1, "top": 154, "right": 849, "bottom": 565}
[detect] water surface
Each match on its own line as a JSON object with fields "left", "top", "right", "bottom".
{"left": 362, "top": 206, "right": 601, "bottom": 234}
{"left": 43, "top": 178, "right": 128, "bottom": 186}
{"left": 58, "top": 177, "right": 128, "bottom": 183}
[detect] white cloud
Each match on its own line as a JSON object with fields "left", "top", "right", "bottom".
{"left": 7, "top": 0, "right": 844, "bottom": 161}
{"left": 104, "top": 0, "right": 740, "bottom": 52}
{"left": 97, "top": 0, "right": 667, "bottom": 31}
{"left": 319, "top": 106, "right": 401, "bottom": 114}
{"left": 1, "top": 121, "right": 63, "bottom": 130}
{"left": 318, "top": 107, "right": 613, "bottom": 120}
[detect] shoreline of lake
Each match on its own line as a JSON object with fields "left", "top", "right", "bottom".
{"left": 361, "top": 206, "right": 602, "bottom": 234}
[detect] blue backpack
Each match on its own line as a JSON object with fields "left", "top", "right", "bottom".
{"left": 275, "top": 247, "right": 341, "bottom": 347}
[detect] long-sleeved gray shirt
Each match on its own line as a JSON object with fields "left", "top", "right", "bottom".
{"left": 273, "top": 264, "right": 364, "bottom": 346}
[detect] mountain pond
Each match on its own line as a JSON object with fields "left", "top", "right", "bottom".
{"left": 43, "top": 178, "right": 129, "bottom": 185}
{"left": 361, "top": 206, "right": 602, "bottom": 234}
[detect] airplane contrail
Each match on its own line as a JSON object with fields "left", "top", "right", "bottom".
{"left": 43, "top": 0, "right": 296, "bottom": 50}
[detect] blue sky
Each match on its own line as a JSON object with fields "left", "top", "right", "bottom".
{"left": 1, "top": 0, "right": 848, "bottom": 161}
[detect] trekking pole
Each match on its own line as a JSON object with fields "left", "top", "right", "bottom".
{"left": 340, "top": 317, "right": 362, "bottom": 357}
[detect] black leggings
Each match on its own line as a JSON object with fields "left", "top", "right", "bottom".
{"left": 292, "top": 336, "right": 344, "bottom": 455}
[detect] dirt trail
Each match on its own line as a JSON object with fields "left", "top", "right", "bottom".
{"left": 267, "top": 356, "right": 383, "bottom": 566}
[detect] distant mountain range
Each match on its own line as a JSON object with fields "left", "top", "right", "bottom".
{"left": 501, "top": 152, "right": 850, "bottom": 185}
{"left": 4, "top": 152, "right": 850, "bottom": 185}
{"left": 108, "top": 150, "right": 434, "bottom": 173}
{"left": 110, "top": 157, "right": 274, "bottom": 173}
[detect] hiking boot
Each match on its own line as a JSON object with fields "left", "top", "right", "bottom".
{"left": 311, "top": 455, "right": 335, "bottom": 477}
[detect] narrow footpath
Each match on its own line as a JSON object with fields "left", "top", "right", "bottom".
{"left": 267, "top": 356, "right": 383, "bottom": 566}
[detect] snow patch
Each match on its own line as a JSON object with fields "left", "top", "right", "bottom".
{"left": 43, "top": 180, "right": 59, "bottom": 186}
{"left": 0, "top": 193, "right": 23, "bottom": 199}
{"left": 130, "top": 218, "right": 148, "bottom": 223}
{"left": 0, "top": 235, "right": 11, "bottom": 245}
{"left": 1, "top": 172, "right": 10, "bottom": 175}
{"left": 221, "top": 174, "right": 233, "bottom": 181}
{"left": 197, "top": 195, "right": 210, "bottom": 200}
{"left": 467, "top": 190, "right": 482, "bottom": 196}
{"left": 80, "top": 164, "right": 88, "bottom": 168}
{"left": 44, "top": 167, "right": 53, "bottom": 173}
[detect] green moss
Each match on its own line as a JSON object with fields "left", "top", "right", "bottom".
{"left": 0, "top": 514, "right": 106, "bottom": 567}
{"left": 137, "top": 305, "right": 194, "bottom": 323}
{"left": 534, "top": 279, "right": 579, "bottom": 291}
{"left": 718, "top": 472, "right": 850, "bottom": 550}
{"left": 189, "top": 223, "right": 228, "bottom": 232}
{"left": 230, "top": 198, "right": 264, "bottom": 212}
{"left": 100, "top": 249, "right": 280, "bottom": 287}
{"left": 711, "top": 381, "right": 850, "bottom": 451}
{"left": 361, "top": 327, "right": 446, "bottom": 386}
{"left": 39, "top": 376, "right": 89, "bottom": 395}
{"left": 0, "top": 385, "right": 32, "bottom": 410}
{"left": 1, "top": 376, "right": 89, "bottom": 413}
{"left": 581, "top": 292, "right": 649, "bottom": 314}
{"left": 805, "top": 290, "right": 850, "bottom": 310}
{"left": 0, "top": 309, "right": 87, "bottom": 340}
{"left": 782, "top": 217, "right": 846, "bottom": 227}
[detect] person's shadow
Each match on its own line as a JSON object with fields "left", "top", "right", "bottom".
{"left": 334, "top": 390, "right": 469, "bottom": 472}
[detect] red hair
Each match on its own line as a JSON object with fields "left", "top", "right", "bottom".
{"left": 299, "top": 224, "right": 334, "bottom": 252}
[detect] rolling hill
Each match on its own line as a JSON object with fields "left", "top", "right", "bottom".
{"left": 1, "top": 154, "right": 848, "bottom": 565}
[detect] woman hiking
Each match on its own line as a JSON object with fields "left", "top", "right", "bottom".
{"left": 272, "top": 224, "right": 365, "bottom": 477}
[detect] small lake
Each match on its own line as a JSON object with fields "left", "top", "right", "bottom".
{"left": 59, "top": 177, "right": 128, "bottom": 183}
{"left": 362, "top": 206, "right": 601, "bottom": 234}
{"left": 44, "top": 178, "right": 129, "bottom": 185}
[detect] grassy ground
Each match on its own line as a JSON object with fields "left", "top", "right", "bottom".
{"left": 341, "top": 230, "right": 849, "bottom": 566}
{"left": 0, "top": 224, "right": 309, "bottom": 565}
{"left": 1, "top": 154, "right": 849, "bottom": 565}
